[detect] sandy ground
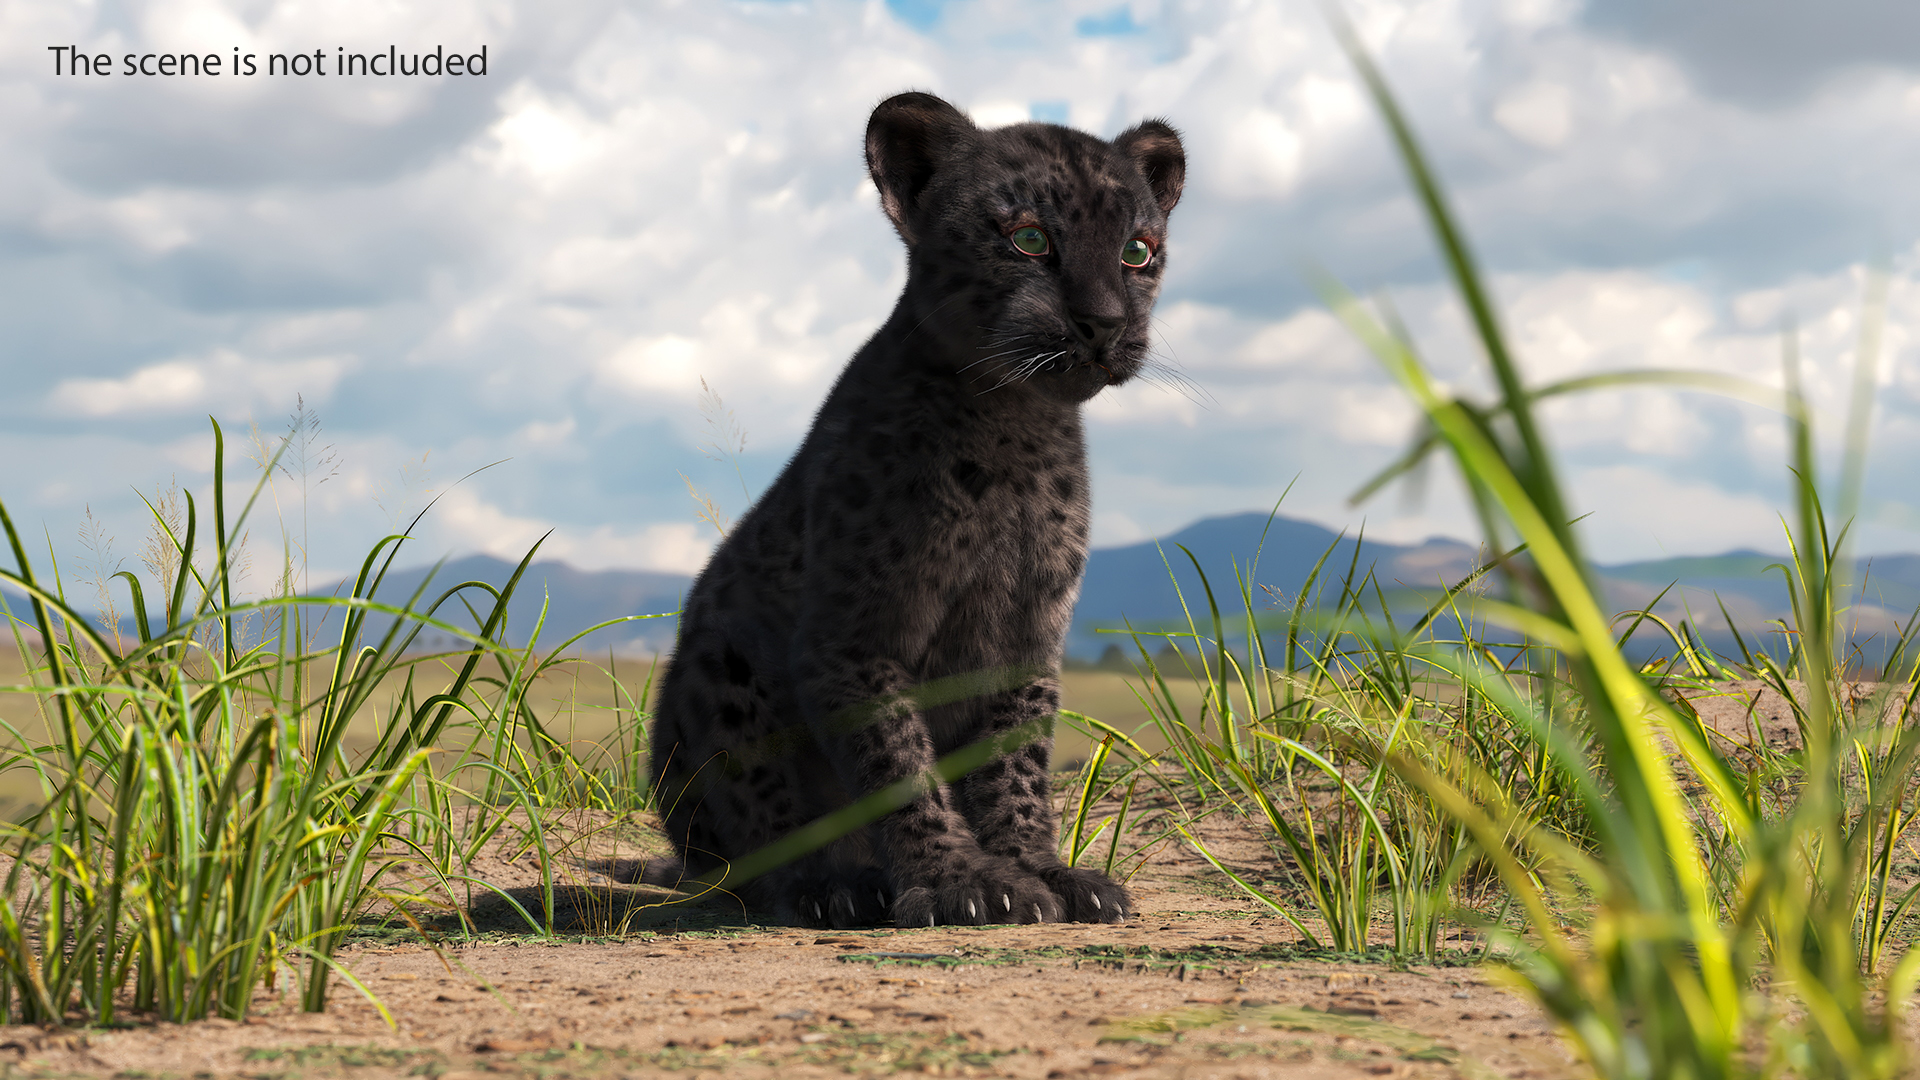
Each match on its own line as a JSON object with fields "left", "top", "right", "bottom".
{"left": 1675, "top": 677, "right": 1911, "bottom": 752}
{"left": 9, "top": 930, "right": 1564, "bottom": 1080}
{"left": 0, "top": 802, "right": 1577, "bottom": 1080}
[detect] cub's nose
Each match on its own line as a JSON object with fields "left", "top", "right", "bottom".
{"left": 1068, "top": 311, "right": 1125, "bottom": 352}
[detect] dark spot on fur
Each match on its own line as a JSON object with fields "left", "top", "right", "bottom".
{"left": 843, "top": 475, "right": 872, "bottom": 510}
{"left": 722, "top": 645, "right": 753, "bottom": 686}
{"left": 951, "top": 459, "right": 991, "bottom": 500}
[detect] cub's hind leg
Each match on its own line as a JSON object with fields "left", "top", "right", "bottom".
{"left": 651, "top": 630, "right": 803, "bottom": 884}
{"left": 653, "top": 635, "right": 898, "bottom": 927}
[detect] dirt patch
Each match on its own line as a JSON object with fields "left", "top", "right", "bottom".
{"left": 46, "top": 937, "right": 1564, "bottom": 1079}
{"left": 1677, "top": 677, "right": 1912, "bottom": 756}
{"left": 0, "top": 924, "right": 1568, "bottom": 1080}
{"left": 0, "top": 809, "right": 1577, "bottom": 1080}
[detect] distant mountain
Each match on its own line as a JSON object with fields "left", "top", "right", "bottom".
{"left": 306, "top": 553, "right": 688, "bottom": 656}
{"left": 33, "top": 513, "right": 1917, "bottom": 662}
{"left": 1596, "top": 550, "right": 1920, "bottom": 615}
{"left": 1, "top": 557, "right": 683, "bottom": 655}
{"left": 1064, "top": 512, "right": 1480, "bottom": 656}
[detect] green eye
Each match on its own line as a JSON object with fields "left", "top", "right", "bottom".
{"left": 1010, "top": 226, "right": 1050, "bottom": 256}
{"left": 1121, "top": 238, "right": 1153, "bottom": 268}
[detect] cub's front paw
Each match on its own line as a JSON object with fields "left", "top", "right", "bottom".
{"left": 891, "top": 863, "right": 1063, "bottom": 927}
{"left": 1038, "top": 865, "right": 1131, "bottom": 924}
{"left": 786, "top": 869, "right": 893, "bottom": 928}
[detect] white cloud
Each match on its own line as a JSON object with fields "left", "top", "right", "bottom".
{"left": 430, "top": 488, "right": 713, "bottom": 574}
{"left": 1229, "top": 308, "right": 1368, "bottom": 373}
{"left": 485, "top": 89, "right": 609, "bottom": 186}
{"left": 514, "top": 416, "right": 576, "bottom": 447}
{"left": 48, "top": 350, "right": 351, "bottom": 418}
{"left": 1218, "top": 109, "right": 1305, "bottom": 197}
{"left": 1494, "top": 82, "right": 1574, "bottom": 147}
{"left": 967, "top": 100, "right": 1031, "bottom": 128}
{"left": 1572, "top": 464, "right": 1784, "bottom": 559}
{"left": 599, "top": 334, "right": 704, "bottom": 398}
{"left": 1091, "top": 510, "right": 1149, "bottom": 547}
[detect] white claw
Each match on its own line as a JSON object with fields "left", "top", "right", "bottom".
{"left": 1034, "top": 904, "right": 1045, "bottom": 923}
{"left": 967, "top": 899, "right": 977, "bottom": 920}
{"left": 1002, "top": 894, "right": 1012, "bottom": 912}
{"left": 927, "top": 913, "right": 935, "bottom": 927}
{"left": 877, "top": 890, "right": 887, "bottom": 907}
{"left": 1090, "top": 893, "right": 1101, "bottom": 910}
{"left": 813, "top": 902, "right": 824, "bottom": 920}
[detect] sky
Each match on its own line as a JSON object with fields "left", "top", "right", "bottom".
{"left": 8, "top": 0, "right": 1920, "bottom": 598}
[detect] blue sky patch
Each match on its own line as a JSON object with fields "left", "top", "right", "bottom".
{"left": 1075, "top": 7, "right": 1140, "bottom": 36}
{"left": 1029, "top": 100, "right": 1070, "bottom": 124}
{"left": 886, "top": 0, "right": 946, "bottom": 31}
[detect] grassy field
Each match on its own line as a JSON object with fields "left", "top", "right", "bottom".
{"left": 0, "top": 648, "right": 1196, "bottom": 813}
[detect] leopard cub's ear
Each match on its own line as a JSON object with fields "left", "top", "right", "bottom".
{"left": 1114, "top": 120, "right": 1185, "bottom": 218}
{"left": 866, "top": 91, "right": 977, "bottom": 246}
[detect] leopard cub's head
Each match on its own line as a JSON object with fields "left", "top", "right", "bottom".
{"left": 866, "top": 91, "right": 1185, "bottom": 405}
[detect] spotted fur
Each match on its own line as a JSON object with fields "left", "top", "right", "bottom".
{"left": 648, "top": 91, "right": 1184, "bottom": 928}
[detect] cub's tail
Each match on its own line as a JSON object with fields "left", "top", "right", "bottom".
{"left": 636, "top": 856, "right": 689, "bottom": 888}
{"left": 598, "top": 855, "right": 689, "bottom": 889}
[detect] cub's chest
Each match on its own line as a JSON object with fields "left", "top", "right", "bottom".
{"left": 901, "top": 430, "right": 1084, "bottom": 555}
{"left": 821, "top": 407, "right": 1084, "bottom": 507}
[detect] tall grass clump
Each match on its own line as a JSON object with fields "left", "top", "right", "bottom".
{"left": 1120, "top": 534, "right": 1538, "bottom": 958}
{"left": 0, "top": 421, "right": 663, "bottom": 1024}
{"left": 1303, "top": 11, "right": 1920, "bottom": 1077}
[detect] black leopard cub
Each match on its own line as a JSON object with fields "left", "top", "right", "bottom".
{"left": 648, "top": 91, "right": 1184, "bottom": 928}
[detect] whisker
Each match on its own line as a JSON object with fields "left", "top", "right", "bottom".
{"left": 960, "top": 345, "right": 1037, "bottom": 373}
{"left": 1135, "top": 357, "right": 1212, "bottom": 405}
{"left": 1136, "top": 324, "right": 1211, "bottom": 405}
{"left": 902, "top": 293, "right": 967, "bottom": 342}
{"left": 977, "top": 349, "right": 1061, "bottom": 395}
{"left": 1016, "top": 351, "right": 1068, "bottom": 382}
